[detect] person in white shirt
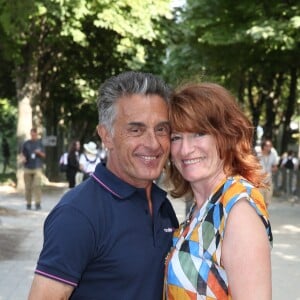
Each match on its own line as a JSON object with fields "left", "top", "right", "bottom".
{"left": 257, "top": 139, "right": 279, "bottom": 207}
{"left": 79, "top": 141, "right": 101, "bottom": 181}
{"left": 280, "top": 150, "right": 299, "bottom": 170}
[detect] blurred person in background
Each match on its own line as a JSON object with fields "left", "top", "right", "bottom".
{"left": 2, "top": 137, "right": 10, "bottom": 174}
{"left": 66, "top": 140, "right": 81, "bottom": 188}
{"left": 280, "top": 149, "right": 298, "bottom": 170}
{"left": 21, "top": 128, "right": 46, "bottom": 210}
{"left": 257, "top": 138, "right": 279, "bottom": 207}
{"left": 78, "top": 141, "right": 101, "bottom": 181}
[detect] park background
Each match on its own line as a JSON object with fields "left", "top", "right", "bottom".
{"left": 0, "top": 0, "right": 299, "bottom": 189}
{"left": 0, "top": 1, "right": 300, "bottom": 299}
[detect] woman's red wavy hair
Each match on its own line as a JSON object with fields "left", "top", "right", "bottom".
{"left": 168, "top": 82, "right": 268, "bottom": 199}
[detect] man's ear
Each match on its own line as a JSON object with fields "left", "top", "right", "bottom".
{"left": 97, "top": 125, "right": 113, "bottom": 150}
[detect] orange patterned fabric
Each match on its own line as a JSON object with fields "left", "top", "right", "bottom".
{"left": 165, "top": 176, "right": 272, "bottom": 299}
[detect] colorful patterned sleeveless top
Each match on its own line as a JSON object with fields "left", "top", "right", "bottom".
{"left": 165, "top": 176, "right": 273, "bottom": 300}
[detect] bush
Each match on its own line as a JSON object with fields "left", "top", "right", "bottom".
{"left": 0, "top": 172, "right": 17, "bottom": 187}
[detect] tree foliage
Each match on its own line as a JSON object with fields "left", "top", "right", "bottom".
{"left": 1, "top": 0, "right": 299, "bottom": 184}
{"left": 165, "top": 0, "right": 300, "bottom": 153}
{"left": 0, "top": 98, "right": 17, "bottom": 137}
{"left": 0, "top": 0, "right": 173, "bottom": 182}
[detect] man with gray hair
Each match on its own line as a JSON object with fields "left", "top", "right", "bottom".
{"left": 28, "top": 71, "right": 178, "bottom": 299}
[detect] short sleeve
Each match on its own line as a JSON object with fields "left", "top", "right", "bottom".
{"left": 35, "top": 205, "right": 96, "bottom": 286}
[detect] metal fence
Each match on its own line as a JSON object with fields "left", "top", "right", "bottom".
{"left": 273, "top": 168, "right": 300, "bottom": 201}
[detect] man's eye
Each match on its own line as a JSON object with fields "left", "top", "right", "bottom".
{"left": 128, "top": 127, "right": 144, "bottom": 136}
{"left": 156, "top": 125, "right": 170, "bottom": 136}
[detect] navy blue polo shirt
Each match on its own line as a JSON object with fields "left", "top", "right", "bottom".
{"left": 22, "top": 139, "right": 44, "bottom": 169}
{"left": 35, "top": 163, "right": 178, "bottom": 299}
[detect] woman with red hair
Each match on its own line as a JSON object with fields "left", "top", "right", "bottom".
{"left": 165, "top": 82, "right": 272, "bottom": 300}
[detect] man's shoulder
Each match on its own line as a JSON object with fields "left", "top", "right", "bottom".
{"left": 270, "top": 150, "right": 279, "bottom": 162}
{"left": 50, "top": 184, "right": 109, "bottom": 226}
{"left": 22, "top": 139, "right": 30, "bottom": 146}
{"left": 36, "top": 139, "right": 44, "bottom": 148}
{"left": 60, "top": 180, "right": 112, "bottom": 207}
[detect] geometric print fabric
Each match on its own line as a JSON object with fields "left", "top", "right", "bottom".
{"left": 166, "top": 176, "right": 272, "bottom": 299}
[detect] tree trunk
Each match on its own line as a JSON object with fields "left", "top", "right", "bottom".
{"left": 16, "top": 94, "right": 32, "bottom": 191}
{"left": 246, "top": 75, "right": 263, "bottom": 146}
{"left": 281, "top": 67, "right": 297, "bottom": 153}
{"left": 15, "top": 60, "right": 41, "bottom": 190}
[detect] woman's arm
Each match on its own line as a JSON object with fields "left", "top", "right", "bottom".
{"left": 222, "top": 199, "right": 272, "bottom": 300}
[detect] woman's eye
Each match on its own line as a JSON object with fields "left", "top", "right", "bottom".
{"left": 195, "top": 132, "right": 205, "bottom": 137}
{"left": 170, "top": 135, "right": 181, "bottom": 142}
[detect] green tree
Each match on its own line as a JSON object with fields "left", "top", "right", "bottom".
{"left": 0, "top": 0, "right": 173, "bottom": 184}
{"left": 165, "top": 0, "right": 300, "bottom": 152}
{"left": 0, "top": 98, "right": 17, "bottom": 142}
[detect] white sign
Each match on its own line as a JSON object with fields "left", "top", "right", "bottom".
{"left": 43, "top": 135, "right": 57, "bottom": 146}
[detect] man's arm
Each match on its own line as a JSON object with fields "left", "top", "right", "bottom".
{"left": 28, "top": 274, "right": 74, "bottom": 300}
{"left": 35, "top": 148, "right": 46, "bottom": 158}
{"left": 35, "top": 143, "right": 46, "bottom": 159}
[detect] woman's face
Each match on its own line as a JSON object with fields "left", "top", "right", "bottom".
{"left": 170, "top": 132, "right": 225, "bottom": 185}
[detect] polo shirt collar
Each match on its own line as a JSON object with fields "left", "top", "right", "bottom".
{"left": 91, "top": 163, "right": 167, "bottom": 203}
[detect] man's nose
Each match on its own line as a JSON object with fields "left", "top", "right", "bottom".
{"left": 143, "top": 130, "right": 161, "bottom": 148}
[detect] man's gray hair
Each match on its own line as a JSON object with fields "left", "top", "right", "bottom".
{"left": 97, "top": 71, "right": 171, "bottom": 132}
